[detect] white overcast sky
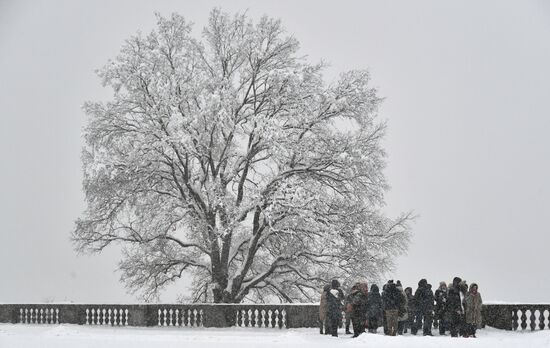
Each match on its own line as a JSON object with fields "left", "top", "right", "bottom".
{"left": 1, "top": 0, "right": 549, "bottom": 303}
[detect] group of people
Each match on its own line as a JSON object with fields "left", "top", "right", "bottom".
{"left": 318, "top": 276, "right": 483, "bottom": 338}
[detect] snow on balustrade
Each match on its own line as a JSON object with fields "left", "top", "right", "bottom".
{"left": 19, "top": 308, "right": 59, "bottom": 324}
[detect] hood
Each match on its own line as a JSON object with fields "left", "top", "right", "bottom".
{"left": 453, "top": 277, "right": 462, "bottom": 287}
{"left": 370, "top": 284, "right": 379, "bottom": 294}
{"left": 331, "top": 279, "right": 340, "bottom": 289}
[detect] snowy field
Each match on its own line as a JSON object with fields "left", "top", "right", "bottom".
{"left": 1, "top": 325, "right": 549, "bottom": 348}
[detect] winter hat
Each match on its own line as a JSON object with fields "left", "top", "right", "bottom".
{"left": 331, "top": 279, "right": 340, "bottom": 289}
{"left": 453, "top": 277, "right": 462, "bottom": 287}
{"left": 439, "top": 281, "right": 447, "bottom": 288}
{"left": 370, "top": 284, "right": 379, "bottom": 293}
{"left": 418, "top": 278, "right": 428, "bottom": 287}
{"left": 396, "top": 280, "right": 402, "bottom": 287}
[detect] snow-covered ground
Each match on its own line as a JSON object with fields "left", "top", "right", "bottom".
{"left": 0, "top": 324, "right": 549, "bottom": 348}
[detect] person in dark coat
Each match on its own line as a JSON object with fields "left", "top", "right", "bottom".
{"left": 396, "top": 281, "right": 409, "bottom": 335}
{"left": 382, "top": 280, "right": 403, "bottom": 336}
{"left": 381, "top": 283, "right": 388, "bottom": 334}
{"left": 447, "top": 277, "right": 463, "bottom": 337}
{"left": 458, "top": 280, "right": 469, "bottom": 337}
{"left": 319, "top": 284, "right": 331, "bottom": 334}
{"left": 366, "top": 284, "right": 383, "bottom": 333}
{"left": 348, "top": 282, "right": 368, "bottom": 337}
{"left": 344, "top": 285, "right": 354, "bottom": 334}
{"left": 404, "top": 287, "right": 416, "bottom": 334}
{"left": 412, "top": 279, "right": 434, "bottom": 336}
{"left": 325, "top": 279, "right": 345, "bottom": 337}
{"left": 434, "top": 281, "right": 448, "bottom": 335}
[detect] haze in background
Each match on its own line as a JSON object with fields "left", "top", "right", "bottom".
{"left": 1, "top": 0, "right": 549, "bottom": 303}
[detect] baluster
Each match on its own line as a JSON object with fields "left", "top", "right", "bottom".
{"left": 24, "top": 308, "right": 29, "bottom": 324}
{"left": 268, "top": 310, "right": 273, "bottom": 328}
{"left": 40, "top": 308, "right": 43, "bottom": 324}
{"left": 281, "top": 309, "right": 287, "bottom": 329}
{"left": 512, "top": 309, "right": 519, "bottom": 330}
{"left": 530, "top": 310, "right": 537, "bottom": 331}
{"left": 538, "top": 309, "right": 545, "bottom": 330}
{"left": 158, "top": 309, "right": 162, "bottom": 326}
{"left": 125, "top": 309, "right": 129, "bottom": 326}
{"left": 50, "top": 308, "right": 54, "bottom": 324}
{"left": 188, "top": 309, "right": 193, "bottom": 326}
{"left": 168, "top": 309, "right": 173, "bottom": 326}
{"left": 181, "top": 308, "right": 189, "bottom": 326}
{"left": 55, "top": 308, "right": 59, "bottom": 324}
{"left": 240, "top": 309, "right": 245, "bottom": 327}
{"left": 235, "top": 310, "right": 240, "bottom": 327}
{"left": 193, "top": 308, "right": 199, "bottom": 327}
{"left": 115, "top": 309, "right": 120, "bottom": 326}
{"left": 162, "top": 308, "right": 166, "bottom": 326}
{"left": 85, "top": 309, "right": 89, "bottom": 325}
{"left": 199, "top": 309, "right": 204, "bottom": 327}
{"left": 254, "top": 309, "right": 259, "bottom": 328}
{"left": 107, "top": 309, "right": 112, "bottom": 325}
{"left": 19, "top": 308, "right": 23, "bottom": 324}
{"left": 521, "top": 309, "right": 527, "bottom": 330}
{"left": 261, "top": 310, "right": 267, "bottom": 328}
{"left": 274, "top": 309, "right": 280, "bottom": 328}
{"left": 102, "top": 308, "right": 107, "bottom": 325}
{"left": 245, "top": 309, "right": 250, "bottom": 327}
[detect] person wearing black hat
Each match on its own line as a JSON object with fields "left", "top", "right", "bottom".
{"left": 412, "top": 279, "right": 434, "bottom": 336}
{"left": 325, "top": 279, "right": 345, "bottom": 337}
{"left": 366, "top": 284, "right": 383, "bottom": 333}
{"left": 447, "top": 277, "right": 464, "bottom": 337}
{"left": 382, "top": 280, "right": 403, "bottom": 336}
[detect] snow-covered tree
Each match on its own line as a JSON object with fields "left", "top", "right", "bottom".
{"left": 73, "top": 9, "right": 411, "bottom": 303}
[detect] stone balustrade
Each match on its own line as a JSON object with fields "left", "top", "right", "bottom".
{"left": 1, "top": 303, "right": 549, "bottom": 330}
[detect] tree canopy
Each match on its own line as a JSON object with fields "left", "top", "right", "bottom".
{"left": 73, "top": 9, "right": 411, "bottom": 303}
